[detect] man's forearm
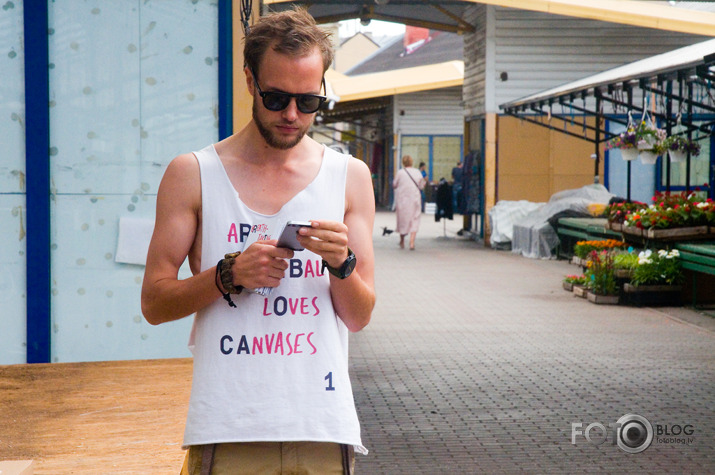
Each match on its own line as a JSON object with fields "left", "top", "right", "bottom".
{"left": 329, "top": 271, "right": 375, "bottom": 332}
{"left": 141, "top": 267, "right": 221, "bottom": 325}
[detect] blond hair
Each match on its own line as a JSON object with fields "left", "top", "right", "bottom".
{"left": 244, "top": 7, "right": 334, "bottom": 77}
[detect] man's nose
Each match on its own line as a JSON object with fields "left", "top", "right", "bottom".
{"left": 281, "top": 97, "right": 300, "bottom": 120}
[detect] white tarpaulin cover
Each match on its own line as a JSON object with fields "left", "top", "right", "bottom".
{"left": 508, "top": 184, "right": 615, "bottom": 259}
{"left": 489, "top": 200, "right": 544, "bottom": 248}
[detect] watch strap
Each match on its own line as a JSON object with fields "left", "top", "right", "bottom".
{"left": 322, "top": 248, "right": 355, "bottom": 279}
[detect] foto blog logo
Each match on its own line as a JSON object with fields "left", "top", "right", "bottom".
{"left": 571, "top": 414, "right": 654, "bottom": 454}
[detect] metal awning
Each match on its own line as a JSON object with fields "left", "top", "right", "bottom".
{"left": 500, "top": 39, "right": 715, "bottom": 143}
{"left": 264, "top": 0, "right": 715, "bottom": 36}
{"left": 501, "top": 38, "right": 715, "bottom": 114}
{"left": 500, "top": 39, "right": 715, "bottom": 196}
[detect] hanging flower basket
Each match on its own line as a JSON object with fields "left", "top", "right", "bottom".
{"left": 637, "top": 135, "right": 656, "bottom": 150}
{"left": 662, "top": 134, "right": 701, "bottom": 160}
{"left": 621, "top": 147, "right": 639, "bottom": 161}
{"left": 607, "top": 119, "right": 665, "bottom": 163}
{"left": 668, "top": 149, "right": 687, "bottom": 163}
{"left": 639, "top": 150, "right": 658, "bottom": 165}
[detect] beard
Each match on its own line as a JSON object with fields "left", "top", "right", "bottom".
{"left": 253, "top": 100, "right": 312, "bottom": 150}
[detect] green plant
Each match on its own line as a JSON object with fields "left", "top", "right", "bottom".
{"left": 612, "top": 251, "right": 638, "bottom": 271}
{"left": 630, "top": 249, "right": 683, "bottom": 286}
{"left": 585, "top": 250, "right": 617, "bottom": 295}
{"left": 564, "top": 274, "right": 588, "bottom": 286}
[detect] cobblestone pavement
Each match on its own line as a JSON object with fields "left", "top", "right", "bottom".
{"left": 349, "top": 211, "right": 715, "bottom": 474}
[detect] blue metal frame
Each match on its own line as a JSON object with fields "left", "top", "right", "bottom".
{"left": 218, "top": 0, "right": 233, "bottom": 140}
{"left": 655, "top": 120, "right": 715, "bottom": 199}
{"left": 401, "top": 133, "right": 464, "bottom": 182}
{"left": 24, "top": 0, "right": 51, "bottom": 363}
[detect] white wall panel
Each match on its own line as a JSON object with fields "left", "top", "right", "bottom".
{"left": 0, "top": 196, "right": 27, "bottom": 364}
{"left": 394, "top": 87, "right": 463, "bottom": 135}
{"left": 47, "top": 0, "right": 217, "bottom": 363}
{"left": 0, "top": 1, "right": 26, "bottom": 364}
{"left": 50, "top": 194, "right": 193, "bottom": 362}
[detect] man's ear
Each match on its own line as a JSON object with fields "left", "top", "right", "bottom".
{"left": 245, "top": 66, "right": 254, "bottom": 95}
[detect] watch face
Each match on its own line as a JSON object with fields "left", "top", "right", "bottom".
{"left": 342, "top": 254, "right": 357, "bottom": 277}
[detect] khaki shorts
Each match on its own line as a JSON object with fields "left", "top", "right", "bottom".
{"left": 183, "top": 441, "right": 355, "bottom": 475}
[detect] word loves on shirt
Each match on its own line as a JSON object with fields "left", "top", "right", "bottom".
{"left": 263, "top": 296, "right": 320, "bottom": 317}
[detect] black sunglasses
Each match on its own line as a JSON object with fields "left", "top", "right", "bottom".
{"left": 252, "top": 69, "right": 327, "bottom": 114}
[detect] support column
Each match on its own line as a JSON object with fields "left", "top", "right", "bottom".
{"left": 232, "top": 0, "right": 260, "bottom": 133}
{"left": 484, "top": 112, "right": 497, "bottom": 244}
{"left": 24, "top": 0, "right": 51, "bottom": 363}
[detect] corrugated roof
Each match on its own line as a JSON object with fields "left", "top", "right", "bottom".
{"left": 346, "top": 31, "right": 464, "bottom": 75}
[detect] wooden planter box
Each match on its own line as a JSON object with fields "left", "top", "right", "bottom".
{"left": 572, "top": 285, "right": 588, "bottom": 298}
{"left": 621, "top": 226, "right": 643, "bottom": 237}
{"left": 622, "top": 283, "right": 682, "bottom": 307}
{"left": 571, "top": 256, "right": 590, "bottom": 268}
{"left": 606, "top": 222, "right": 623, "bottom": 232}
{"left": 586, "top": 291, "right": 619, "bottom": 305}
{"left": 644, "top": 225, "right": 710, "bottom": 241}
{"left": 563, "top": 281, "right": 574, "bottom": 292}
{"left": 614, "top": 269, "right": 633, "bottom": 279}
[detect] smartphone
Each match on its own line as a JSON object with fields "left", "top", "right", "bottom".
{"left": 276, "top": 220, "right": 312, "bottom": 251}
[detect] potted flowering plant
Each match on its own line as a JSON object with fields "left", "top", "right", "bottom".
{"left": 606, "top": 125, "right": 640, "bottom": 161}
{"left": 622, "top": 249, "right": 683, "bottom": 306}
{"left": 661, "top": 134, "right": 701, "bottom": 162}
{"left": 623, "top": 191, "right": 715, "bottom": 236}
{"left": 635, "top": 121, "right": 666, "bottom": 164}
{"left": 563, "top": 274, "right": 588, "bottom": 292}
{"left": 585, "top": 250, "right": 618, "bottom": 303}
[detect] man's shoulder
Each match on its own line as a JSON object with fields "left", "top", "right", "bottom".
{"left": 167, "top": 152, "right": 200, "bottom": 174}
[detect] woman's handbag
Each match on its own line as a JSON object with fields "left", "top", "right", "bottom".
{"left": 404, "top": 168, "right": 422, "bottom": 190}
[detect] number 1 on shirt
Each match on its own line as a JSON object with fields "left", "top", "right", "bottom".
{"left": 325, "top": 372, "right": 335, "bottom": 391}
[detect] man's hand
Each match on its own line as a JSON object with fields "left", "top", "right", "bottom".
{"left": 296, "top": 221, "right": 349, "bottom": 269}
{"left": 231, "top": 240, "right": 294, "bottom": 290}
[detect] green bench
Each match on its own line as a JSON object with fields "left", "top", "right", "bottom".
{"left": 556, "top": 217, "right": 623, "bottom": 259}
{"left": 674, "top": 242, "right": 715, "bottom": 306}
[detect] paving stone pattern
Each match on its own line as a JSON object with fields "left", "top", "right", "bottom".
{"left": 349, "top": 212, "right": 715, "bottom": 474}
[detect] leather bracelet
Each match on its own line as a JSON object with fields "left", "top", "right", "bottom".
{"left": 215, "top": 259, "right": 236, "bottom": 308}
{"left": 220, "top": 252, "right": 243, "bottom": 294}
{"left": 215, "top": 252, "right": 242, "bottom": 308}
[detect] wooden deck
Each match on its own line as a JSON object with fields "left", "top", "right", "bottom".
{"left": 0, "top": 358, "right": 192, "bottom": 474}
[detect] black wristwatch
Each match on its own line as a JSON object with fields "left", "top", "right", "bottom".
{"left": 322, "top": 248, "right": 357, "bottom": 279}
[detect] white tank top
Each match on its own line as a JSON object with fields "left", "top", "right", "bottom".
{"left": 183, "top": 144, "right": 366, "bottom": 454}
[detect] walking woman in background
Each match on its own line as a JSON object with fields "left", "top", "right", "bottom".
{"left": 393, "top": 155, "right": 426, "bottom": 250}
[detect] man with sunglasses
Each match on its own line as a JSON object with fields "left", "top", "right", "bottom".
{"left": 141, "top": 7, "right": 375, "bottom": 475}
